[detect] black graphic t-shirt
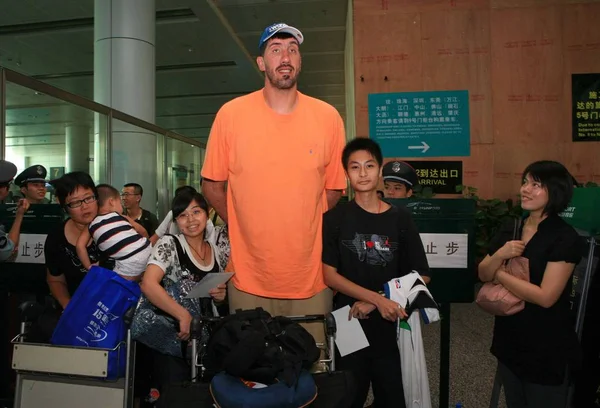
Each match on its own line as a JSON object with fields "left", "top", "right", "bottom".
{"left": 322, "top": 200, "right": 429, "bottom": 351}
{"left": 45, "top": 219, "right": 106, "bottom": 296}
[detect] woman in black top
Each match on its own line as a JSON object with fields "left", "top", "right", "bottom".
{"left": 45, "top": 172, "right": 105, "bottom": 308}
{"left": 479, "top": 161, "right": 581, "bottom": 408}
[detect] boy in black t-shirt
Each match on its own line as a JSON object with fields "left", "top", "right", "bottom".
{"left": 322, "top": 138, "right": 430, "bottom": 408}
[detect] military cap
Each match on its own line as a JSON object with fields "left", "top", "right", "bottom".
{"left": 15, "top": 165, "right": 47, "bottom": 187}
{"left": 382, "top": 161, "right": 418, "bottom": 188}
{"left": 0, "top": 160, "right": 17, "bottom": 184}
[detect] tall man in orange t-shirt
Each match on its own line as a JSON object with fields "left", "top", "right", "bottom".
{"left": 201, "top": 23, "right": 346, "bottom": 342}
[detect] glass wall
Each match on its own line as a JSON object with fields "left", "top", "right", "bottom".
{"left": 3, "top": 81, "right": 109, "bottom": 202}
{"left": 166, "top": 137, "right": 203, "bottom": 199}
{"left": 0, "top": 68, "right": 206, "bottom": 218}
{"left": 111, "top": 118, "right": 159, "bottom": 215}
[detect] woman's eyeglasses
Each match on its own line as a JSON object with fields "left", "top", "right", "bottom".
{"left": 176, "top": 209, "right": 204, "bottom": 222}
{"left": 65, "top": 195, "right": 97, "bottom": 209}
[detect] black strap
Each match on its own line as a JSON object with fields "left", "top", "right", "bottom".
{"left": 212, "top": 210, "right": 219, "bottom": 225}
{"left": 512, "top": 218, "right": 522, "bottom": 241}
{"left": 166, "top": 234, "right": 208, "bottom": 281}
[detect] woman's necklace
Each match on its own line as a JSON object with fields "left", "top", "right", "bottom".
{"left": 189, "top": 240, "right": 207, "bottom": 262}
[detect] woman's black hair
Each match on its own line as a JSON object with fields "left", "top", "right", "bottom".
{"left": 174, "top": 185, "right": 197, "bottom": 198}
{"left": 50, "top": 171, "right": 97, "bottom": 206}
{"left": 172, "top": 191, "right": 209, "bottom": 219}
{"left": 341, "top": 137, "right": 383, "bottom": 170}
{"left": 522, "top": 160, "right": 573, "bottom": 216}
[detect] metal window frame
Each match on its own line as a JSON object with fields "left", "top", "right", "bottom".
{"left": 1, "top": 67, "right": 206, "bottom": 149}
{"left": 0, "top": 66, "right": 207, "bottom": 215}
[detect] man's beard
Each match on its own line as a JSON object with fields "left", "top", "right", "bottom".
{"left": 265, "top": 64, "right": 300, "bottom": 90}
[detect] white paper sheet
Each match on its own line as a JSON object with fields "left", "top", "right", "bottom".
{"left": 331, "top": 305, "right": 370, "bottom": 357}
{"left": 185, "top": 272, "right": 235, "bottom": 299}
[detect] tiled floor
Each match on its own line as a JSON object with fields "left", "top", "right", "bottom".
{"left": 364, "top": 300, "right": 507, "bottom": 408}
{"left": 422, "top": 301, "right": 507, "bottom": 408}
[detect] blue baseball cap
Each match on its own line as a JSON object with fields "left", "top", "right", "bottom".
{"left": 258, "top": 23, "right": 304, "bottom": 51}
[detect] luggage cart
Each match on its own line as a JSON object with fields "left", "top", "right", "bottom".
{"left": 190, "top": 313, "right": 338, "bottom": 382}
{"left": 157, "top": 312, "right": 354, "bottom": 408}
{"left": 11, "top": 304, "right": 137, "bottom": 408}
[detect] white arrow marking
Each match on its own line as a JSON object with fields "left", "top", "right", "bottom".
{"left": 408, "top": 141, "right": 430, "bottom": 153}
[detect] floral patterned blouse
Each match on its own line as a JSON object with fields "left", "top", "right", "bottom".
{"left": 147, "top": 225, "right": 230, "bottom": 287}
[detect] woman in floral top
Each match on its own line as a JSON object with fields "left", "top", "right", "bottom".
{"left": 140, "top": 190, "right": 230, "bottom": 384}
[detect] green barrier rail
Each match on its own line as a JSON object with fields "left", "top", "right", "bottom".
{"left": 388, "top": 198, "right": 476, "bottom": 408}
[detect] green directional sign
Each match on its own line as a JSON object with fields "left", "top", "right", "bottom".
{"left": 369, "top": 90, "right": 471, "bottom": 158}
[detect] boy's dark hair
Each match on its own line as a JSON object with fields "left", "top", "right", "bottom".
{"left": 174, "top": 185, "right": 197, "bottom": 198}
{"left": 260, "top": 32, "right": 295, "bottom": 56}
{"left": 96, "top": 184, "right": 120, "bottom": 207}
{"left": 172, "top": 191, "right": 209, "bottom": 219}
{"left": 50, "top": 171, "right": 97, "bottom": 206}
{"left": 124, "top": 182, "right": 143, "bottom": 196}
{"left": 341, "top": 137, "right": 383, "bottom": 170}
{"left": 522, "top": 160, "right": 574, "bottom": 216}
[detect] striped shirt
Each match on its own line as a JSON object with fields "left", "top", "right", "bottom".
{"left": 89, "top": 212, "right": 149, "bottom": 260}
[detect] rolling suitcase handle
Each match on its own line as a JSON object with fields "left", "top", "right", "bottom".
{"left": 190, "top": 316, "right": 204, "bottom": 382}
{"left": 123, "top": 306, "right": 137, "bottom": 408}
{"left": 287, "top": 313, "right": 338, "bottom": 372}
{"left": 325, "top": 313, "right": 337, "bottom": 371}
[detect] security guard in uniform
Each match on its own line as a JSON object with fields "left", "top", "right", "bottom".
{"left": 382, "top": 160, "right": 419, "bottom": 199}
{"left": 15, "top": 164, "right": 50, "bottom": 204}
{"left": 0, "top": 160, "right": 30, "bottom": 261}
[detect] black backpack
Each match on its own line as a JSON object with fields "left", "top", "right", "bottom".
{"left": 204, "top": 308, "right": 320, "bottom": 386}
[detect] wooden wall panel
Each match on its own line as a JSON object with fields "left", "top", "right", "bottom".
{"left": 353, "top": 10, "right": 423, "bottom": 137}
{"left": 563, "top": 3, "right": 600, "bottom": 73}
{"left": 562, "top": 142, "right": 600, "bottom": 184}
{"left": 493, "top": 142, "right": 567, "bottom": 199}
{"left": 421, "top": 10, "right": 493, "bottom": 144}
{"left": 461, "top": 144, "right": 495, "bottom": 197}
{"left": 353, "top": 2, "right": 600, "bottom": 199}
{"left": 490, "top": 6, "right": 564, "bottom": 149}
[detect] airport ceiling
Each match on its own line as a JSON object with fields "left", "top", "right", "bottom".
{"left": 0, "top": 0, "right": 348, "bottom": 148}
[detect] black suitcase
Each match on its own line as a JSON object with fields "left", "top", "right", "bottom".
{"left": 311, "top": 370, "right": 355, "bottom": 408}
{"left": 155, "top": 381, "right": 215, "bottom": 408}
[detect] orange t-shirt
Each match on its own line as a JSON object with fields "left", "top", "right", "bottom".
{"left": 201, "top": 90, "right": 346, "bottom": 299}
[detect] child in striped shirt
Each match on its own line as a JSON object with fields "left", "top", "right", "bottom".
{"left": 76, "top": 184, "right": 152, "bottom": 281}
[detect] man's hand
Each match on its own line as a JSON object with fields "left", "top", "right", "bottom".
{"left": 349, "top": 301, "right": 376, "bottom": 320}
{"left": 15, "top": 199, "right": 30, "bottom": 215}
{"left": 374, "top": 296, "right": 408, "bottom": 322}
